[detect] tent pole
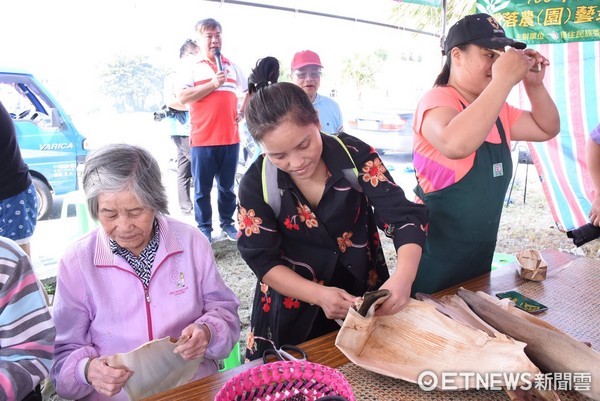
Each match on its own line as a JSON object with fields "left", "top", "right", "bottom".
{"left": 440, "top": 0, "right": 448, "bottom": 67}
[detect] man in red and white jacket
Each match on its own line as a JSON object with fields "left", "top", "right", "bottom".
{"left": 178, "top": 18, "right": 248, "bottom": 244}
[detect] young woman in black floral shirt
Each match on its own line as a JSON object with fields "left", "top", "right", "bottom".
{"left": 237, "top": 57, "right": 428, "bottom": 361}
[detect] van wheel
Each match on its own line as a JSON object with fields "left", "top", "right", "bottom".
{"left": 32, "top": 177, "right": 53, "bottom": 220}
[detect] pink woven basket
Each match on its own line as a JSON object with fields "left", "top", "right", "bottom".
{"left": 215, "top": 360, "right": 355, "bottom": 401}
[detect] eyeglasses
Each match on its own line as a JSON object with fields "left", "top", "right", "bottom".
{"left": 293, "top": 70, "right": 322, "bottom": 79}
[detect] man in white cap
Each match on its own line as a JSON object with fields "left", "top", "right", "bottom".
{"left": 291, "top": 50, "right": 343, "bottom": 134}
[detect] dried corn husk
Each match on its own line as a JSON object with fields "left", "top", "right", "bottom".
{"left": 416, "top": 292, "right": 498, "bottom": 337}
{"left": 471, "top": 291, "right": 568, "bottom": 334}
{"left": 515, "top": 249, "right": 548, "bottom": 281}
{"left": 417, "top": 292, "right": 561, "bottom": 400}
{"left": 335, "top": 298, "right": 544, "bottom": 392}
{"left": 458, "top": 288, "right": 600, "bottom": 401}
{"left": 107, "top": 336, "right": 201, "bottom": 401}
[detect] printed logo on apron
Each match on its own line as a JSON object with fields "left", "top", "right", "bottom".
{"left": 492, "top": 162, "right": 504, "bottom": 177}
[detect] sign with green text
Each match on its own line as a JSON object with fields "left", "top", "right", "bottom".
{"left": 476, "top": 0, "right": 600, "bottom": 44}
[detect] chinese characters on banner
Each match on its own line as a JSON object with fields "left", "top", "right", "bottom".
{"left": 476, "top": 0, "right": 600, "bottom": 45}
{"left": 476, "top": 1, "right": 600, "bottom": 233}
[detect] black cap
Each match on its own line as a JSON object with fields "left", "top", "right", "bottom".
{"left": 443, "top": 13, "right": 526, "bottom": 55}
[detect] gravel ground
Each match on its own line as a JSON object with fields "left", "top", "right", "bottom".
{"left": 496, "top": 172, "right": 600, "bottom": 258}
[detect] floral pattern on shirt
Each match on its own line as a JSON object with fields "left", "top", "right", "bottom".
{"left": 239, "top": 207, "right": 263, "bottom": 237}
{"left": 372, "top": 231, "right": 381, "bottom": 248}
{"left": 368, "top": 268, "right": 379, "bottom": 287}
{"left": 336, "top": 231, "right": 368, "bottom": 253}
{"left": 245, "top": 328, "right": 275, "bottom": 362}
{"left": 297, "top": 204, "right": 319, "bottom": 228}
{"left": 362, "top": 157, "right": 388, "bottom": 187}
{"left": 283, "top": 297, "right": 301, "bottom": 309}
{"left": 246, "top": 331, "right": 255, "bottom": 357}
{"left": 337, "top": 231, "right": 353, "bottom": 252}
{"left": 280, "top": 200, "right": 319, "bottom": 231}
{"left": 259, "top": 283, "right": 271, "bottom": 313}
{"left": 284, "top": 216, "right": 300, "bottom": 231}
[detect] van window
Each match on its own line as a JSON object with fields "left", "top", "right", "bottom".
{"left": 0, "top": 71, "right": 88, "bottom": 220}
{"left": 0, "top": 82, "right": 54, "bottom": 129}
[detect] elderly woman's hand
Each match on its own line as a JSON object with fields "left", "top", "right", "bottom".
{"left": 86, "top": 357, "right": 133, "bottom": 396}
{"left": 173, "top": 323, "right": 211, "bottom": 360}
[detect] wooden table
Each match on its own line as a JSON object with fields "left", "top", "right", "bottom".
{"left": 143, "top": 250, "right": 590, "bottom": 401}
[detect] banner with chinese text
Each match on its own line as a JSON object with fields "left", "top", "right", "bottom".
{"left": 523, "top": 40, "right": 600, "bottom": 232}
{"left": 475, "top": 1, "right": 600, "bottom": 232}
{"left": 476, "top": 0, "right": 600, "bottom": 45}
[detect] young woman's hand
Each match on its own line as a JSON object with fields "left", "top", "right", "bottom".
{"left": 374, "top": 279, "right": 412, "bottom": 317}
{"left": 318, "top": 287, "right": 360, "bottom": 320}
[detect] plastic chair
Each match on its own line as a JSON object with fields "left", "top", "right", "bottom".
{"left": 60, "top": 191, "right": 97, "bottom": 238}
{"left": 219, "top": 341, "right": 241, "bottom": 372}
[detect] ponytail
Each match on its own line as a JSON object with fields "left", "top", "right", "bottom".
{"left": 433, "top": 44, "right": 468, "bottom": 87}
{"left": 433, "top": 57, "right": 451, "bottom": 87}
{"left": 246, "top": 57, "right": 318, "bottom": 143}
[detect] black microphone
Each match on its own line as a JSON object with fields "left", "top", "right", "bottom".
{"left": 214, "top": 48, "right": 223, "bottom": 72}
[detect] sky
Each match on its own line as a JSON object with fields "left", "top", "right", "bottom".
{"left": 1, "top": 0, "right": 442, "bottom": 114}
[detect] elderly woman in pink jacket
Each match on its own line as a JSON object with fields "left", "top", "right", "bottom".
{"left": 50, "top": 144, "right": 240, "bottom": 401}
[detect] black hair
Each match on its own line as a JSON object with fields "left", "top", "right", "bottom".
{"left": 433, "top": 44, "right": 468, "bottom": 87}
{"left": 245, "top": 57, "right": 319, "bottom": 143}
{"left": 433, "top": 56, "right": 451, "bottom": 87}
{"left": 179, "top": 39, "right": 199, "bottom": 59}
{"left": 248, "top": 57, "right": 280, "bottom": 95}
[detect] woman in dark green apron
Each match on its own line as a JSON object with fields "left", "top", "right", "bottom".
{"left": 411, "top": 13, "right": 560, "bottom": 295}
{"left": 413, "top": 117, "right": 512, "bottom": 294}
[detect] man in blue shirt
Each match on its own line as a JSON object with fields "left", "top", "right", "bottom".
{"left": 291, "top": 50, "right": 343, "bottom": 134}
{"left": 162, "top": 39, "right": 200, "bottom": 215}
